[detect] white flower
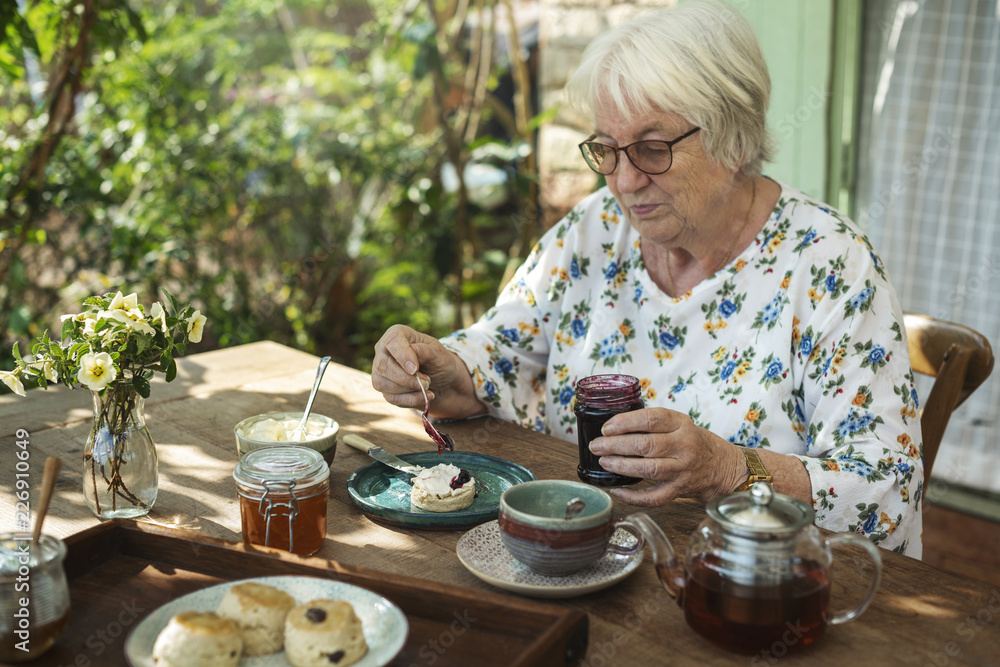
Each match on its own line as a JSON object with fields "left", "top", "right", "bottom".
{"left": 107, "top": 308, "right": 156, "bottom": 336}
{"left": 77, "top": 352, "right": 118, "bottom": 391}
{"left": 0, "top": 371, "right": 26, "bottom": 397}
{"left": 107, "top": 291, "right": 139, "bottom": 312}
{"left": 29, "top": 359, "right": 58, "bottom": 383}
{"left": 187, "top": 310, "right": 207, "bottom": 343}
{"left": 149, "top": 302, "right": 169, "bottom": 334}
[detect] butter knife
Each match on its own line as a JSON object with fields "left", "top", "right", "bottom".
{"left": 343, "top": 434, "right": 425, "bottom": 476}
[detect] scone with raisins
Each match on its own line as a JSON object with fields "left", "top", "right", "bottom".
{"left": 284, "top": 599, "right": 367, "bottom": 667}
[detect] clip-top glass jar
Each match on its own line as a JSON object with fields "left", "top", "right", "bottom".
{"left": 0, "top": 533, "right": 70, "bottom": 663}
{"left": 234, "top": 446, "right": 330, "bottom": 556}
{"left": 574, "top": 374, "right": 643, "bottom": 487}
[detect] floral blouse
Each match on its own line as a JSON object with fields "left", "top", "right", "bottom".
{"left": 441, "top": 182, "right": 923, "bottom": 557}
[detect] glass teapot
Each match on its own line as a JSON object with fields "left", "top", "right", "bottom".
{"left": 630, "top": 482, "right": 882, "bottom": 655}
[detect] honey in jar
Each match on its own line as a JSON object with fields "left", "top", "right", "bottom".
{"left": 234, "top": 446, "right": 330, "bottom": 556}
{"left": 0, "top": 533, "right": 71, "bottom": 663}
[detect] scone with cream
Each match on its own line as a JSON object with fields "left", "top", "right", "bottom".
{"left": 217, "top": 581, "right": 295, "bottom": 655}
{"left": 284, "top": 599, "right": 368, "bottom": 667}
{"left": 410, "top": 463, "right": 476, "bottom": 512}
{"left": 152, "top": 611, "right": 242, "bottom": 667}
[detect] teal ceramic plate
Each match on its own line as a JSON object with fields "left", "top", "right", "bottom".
{"left": 346, "top": 451, "right": 535, "bottom": 530}
{"left": 123, "top": 576, "right": 407, "bottom": 666}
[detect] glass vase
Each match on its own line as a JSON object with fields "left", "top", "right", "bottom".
{"left": 83, "top": 381, "right": 158, "bottom": 520}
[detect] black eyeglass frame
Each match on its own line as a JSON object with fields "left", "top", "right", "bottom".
{"left": 578, "top": 126, "right": 702, "bottom": 176}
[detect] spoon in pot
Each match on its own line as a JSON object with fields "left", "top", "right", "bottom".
{"left": 291, "top": 356, "right": 331, "bottom": 441}
{"left": 564, "top": 497, "right": 586, "bottom": 520}
{"left": 32, "top": 457, "right": 62, "bottom": 546}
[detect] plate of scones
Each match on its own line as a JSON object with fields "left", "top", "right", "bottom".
{"left": 124, "top": 576, "right": 407, "bottom": 667}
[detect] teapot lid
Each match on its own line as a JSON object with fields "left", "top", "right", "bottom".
{"left": 707, "top": 482, "right": 813, "bottom": 538}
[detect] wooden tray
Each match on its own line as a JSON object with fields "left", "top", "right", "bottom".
{"left": 41, "top": 521, "right": 588, "bottom": 667}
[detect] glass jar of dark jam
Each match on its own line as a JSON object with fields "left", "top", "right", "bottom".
{"left": 574, "top": 374, "right": 644, "bottom": 487}
{"left": 234, "top": 446, "right": 330, "bottom": 556}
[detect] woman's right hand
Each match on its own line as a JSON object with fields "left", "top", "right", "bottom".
{"left": 371, "top": 324, "right": 484, "bottom": 418}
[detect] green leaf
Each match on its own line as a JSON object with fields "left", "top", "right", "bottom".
{"left": 132, "top": 374, "right": 151, "bottom": 399}
{"left": 12, "top": 342, "right": 20, "bottom": 361}
{"left": 163, "top": 354, "right": 177, "bottom": 383}
{"left": 162, "top": 288, "right": 181, "bottom": 316}
{"left": 135, "top": 333, "right": 150, "bottom": 355}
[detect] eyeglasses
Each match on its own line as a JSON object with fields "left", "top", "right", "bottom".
{"left": 578, "top": 127, "right": 701, "bottom": 176}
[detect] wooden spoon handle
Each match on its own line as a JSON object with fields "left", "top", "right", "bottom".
{"left": 32, "top": 457, "right": 62, "bottom": 544}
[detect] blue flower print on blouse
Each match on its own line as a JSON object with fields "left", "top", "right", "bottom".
{"left": 839, "top": 454, "right": 875, "bottom": 478}
{"left": 836, "top": 410, "right": 875, "bottom": 439}
{"left": 765, "top": 359, "right": 784, "bottom": 379}
{"left": 849, "top": 285, "right": 875, "bottom": 311}
{"left": 483, "top": 379, "right": 496, "bottom": 399}
{"left": 571, "top": 318, "right": 587, "bottom": 339}
{"left": 604, "top": 262, "right": 619, "bottom": 281}
{"left": 868, "top": 344, "right": 887, "bottom": 364}
{"left": 862, "top": 511, "right": 879, "bottom": 534}
{"left": 570, "top": 257, "right": 582, "bottom": 280}
{"left": 495, "top": 357, "right": 514, "bottom": 377}
{"left": 599, "top": 332, "right": 627, "bottom": 358}
{"left": 659, "top": 331, "right": 680, "bottom": 350}
{"left": 796, "top": 228, "right": 818, "bottom": 251}
{"left": 720, "top": 360, "right": 737, "bottom": 381}
{"left": 761, "top": 296, "right": 782, "bottom": 324}
{"left": 825, "top": 273, "right": 838, "bottom": 293}
{"left": 800, "top": 335, "right": 814, "bottom": 356}
{"left": 634, "top": 285, "right": 643, "bottom": 304}
{"left": 558, "top": 385, "right": 574, "bottom": 406}
{"left": 501, "top": 327, "right": 519, "bottom": 343}
{"left": 719, "top": 299, "right": 738, "bottom": 318}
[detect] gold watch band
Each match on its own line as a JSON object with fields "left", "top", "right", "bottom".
{"left": 735, "top": 446, "right": 772, "bottom": 491}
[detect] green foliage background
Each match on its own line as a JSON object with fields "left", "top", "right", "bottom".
{"left": 1, "top": 0, "right": 541, "bottom": 382}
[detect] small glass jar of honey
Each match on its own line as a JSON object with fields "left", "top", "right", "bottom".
{"left": 234, "top": 446, "right": 330, "bottom": 556}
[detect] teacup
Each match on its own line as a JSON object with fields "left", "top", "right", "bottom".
{"left": 498, "top": 479, "right": 644, "bottom": 576}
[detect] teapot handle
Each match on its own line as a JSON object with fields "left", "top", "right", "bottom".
{"left": 824, "top": 532, "right": 883, "bottom": 625}
{"left": 620, "top": 512, "right": 686, "bottom": 602}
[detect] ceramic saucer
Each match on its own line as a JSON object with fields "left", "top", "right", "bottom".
{"left": 456, "top": 520, "right": 644, "bottom": 598}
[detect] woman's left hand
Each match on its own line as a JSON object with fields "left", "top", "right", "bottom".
{"left": 587, "top": 407, "right": 746, "bottom": 506}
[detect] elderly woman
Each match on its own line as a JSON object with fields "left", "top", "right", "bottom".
{"left": 372, "top": 0, "right": 923, "bottom": 555}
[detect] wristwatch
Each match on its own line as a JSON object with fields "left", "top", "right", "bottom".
{"left": 735, "top": 446, "right": 772, "bottom": 491}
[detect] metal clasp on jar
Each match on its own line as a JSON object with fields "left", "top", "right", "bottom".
{"left": 258, "top": 479, "right": 301, "bottom": 552}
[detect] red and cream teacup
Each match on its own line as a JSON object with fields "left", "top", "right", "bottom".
{"left": 498, "top": 479, "right": 644, "bottom": 576}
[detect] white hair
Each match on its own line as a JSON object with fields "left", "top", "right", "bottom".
{"left": 565, "top": 0, "right": 775, "bottom": 178}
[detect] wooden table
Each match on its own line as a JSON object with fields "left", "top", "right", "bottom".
{"left": 2, "top": 341, "right": 998, "bottom": 665}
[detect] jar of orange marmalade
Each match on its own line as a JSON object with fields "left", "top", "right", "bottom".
{"left": 234, "top": 446, "right": 330, "bottom": 556}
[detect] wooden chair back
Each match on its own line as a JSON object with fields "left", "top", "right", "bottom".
{"left": 903, "top": 312, "right": 994, "bottom": 479}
